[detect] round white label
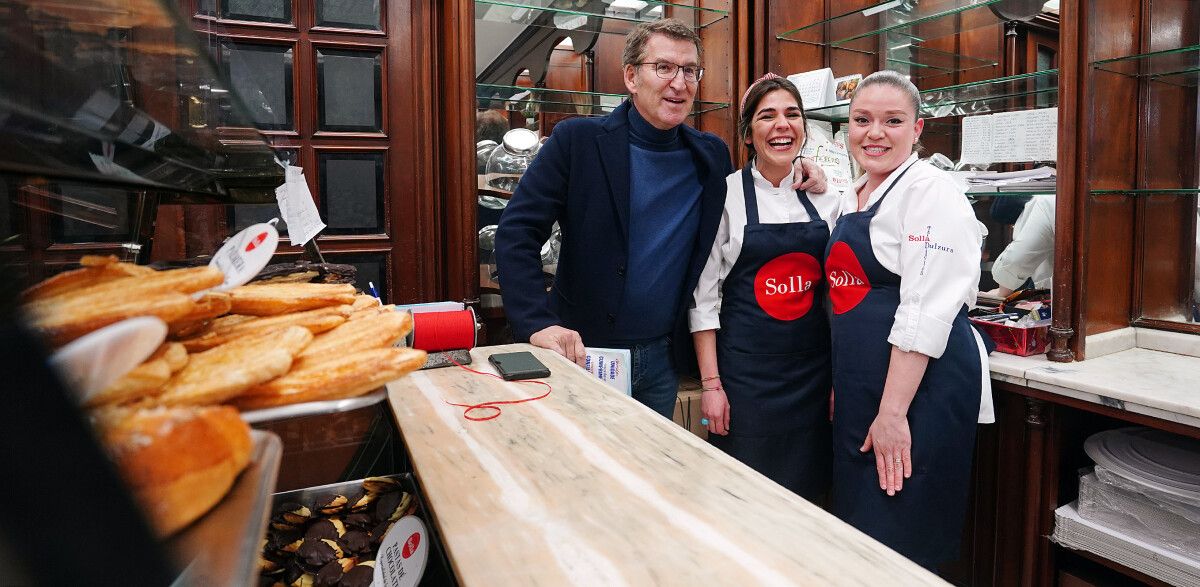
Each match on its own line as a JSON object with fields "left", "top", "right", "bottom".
{"left": 374, "top": 515, "right": 429, "bottom": 587}
{"left": 208, "top": 222, "right": 279, "bottom": 291}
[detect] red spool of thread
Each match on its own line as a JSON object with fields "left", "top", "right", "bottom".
{"left": 410, "top": 309, "right": 477, "bottom": 352}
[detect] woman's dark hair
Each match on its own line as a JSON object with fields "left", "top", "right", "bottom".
{"left": 738, "top": 77, "right": 807, "bottom": 160}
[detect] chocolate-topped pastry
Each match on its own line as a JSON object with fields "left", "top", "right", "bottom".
{"left": 291, "top": 573, "right": 316, "bottom": 587}
{"left": 271, "top": 518, "right": 300, "bottom": 532}
{"left": 338, "top": 561, "right": 375, "bottom": 587}
{"left": 370, "top": 520, "right": 393, "bottom": 546}
{"left": 339, "top": 530, "right": 371, "bottom": 555}
{"left": 362, "top": 476, "right": 400, "bottom": 495}
{"left": 349, "top": 492, "right": 375, "bottom": 513}
{"left": 343, "top": 513, "right": 372, "bottom": 529}
{"left": 304, "top": 519, "right": 345, "bottom": 542}
{"left": 299, "top": 538, "right": 344, "bottom": 569}
{"left": 280, "top": 503, "right": 314, "bottom": 525}
{"left": 252, "top": 261, "right": 357, "bottom": 285}
{"left": 314, "top": 494, "right": 348, "bottom": 516}
{"left": 281, "top": 561, "right": 306, "bottom": 585}
{"left": 373, "top": 491, "right": 402, "bottom": 523}
{"left": 269, "top": 528, "right": 304, "bottom": 553}
{"left": 313, "top": 559, "right": 344, "bottom": 587}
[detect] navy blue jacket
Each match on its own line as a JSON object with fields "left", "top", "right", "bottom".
{"left": 496, "top": 101, "right": 733, "bottom": 360}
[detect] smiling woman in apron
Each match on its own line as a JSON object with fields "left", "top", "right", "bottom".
{"left": 824, "top": 70, "right": 995, "bottom": 569}
{"left": 689, "top": 74, "right": 839, "bottom": 501}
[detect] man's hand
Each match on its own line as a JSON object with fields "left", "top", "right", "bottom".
{"left": 790, "top": 157, "right": 828, "bottom": 193}
{"left": 529, "top": 325, "right": 586, "bottom": 367}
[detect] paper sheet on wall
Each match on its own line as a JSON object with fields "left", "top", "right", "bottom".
{"left": 787, "top": 68, "right": 835, "bottom": 110}
{"left": 959, "top": 108, "right": 1058, "bottom": 165}
{"left": 959, "top": 115, "right": 995, "bottom": 164}
{"left": 584, "top": 347, "right": 631, "bottom": 396}
{"left": 275, "top": 165, "right": 326, "bottom": 246}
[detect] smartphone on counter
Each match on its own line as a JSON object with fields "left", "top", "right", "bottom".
{"left": 488, "top": 351, "right": 551, "bottom": 381}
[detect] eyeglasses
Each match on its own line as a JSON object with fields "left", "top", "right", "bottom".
{"left": 635, "top": 61, "right": 704, "bottom": 83}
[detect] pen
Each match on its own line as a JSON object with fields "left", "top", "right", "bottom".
{"left": 367, "top": 281, "right": 380, "bottom": 299}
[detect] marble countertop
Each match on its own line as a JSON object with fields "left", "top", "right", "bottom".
{"left": 988, "top": 348, "right": 1200, "bottom": 429}
{"left": 386, "top": 344, "right": 944, "bottom": 586}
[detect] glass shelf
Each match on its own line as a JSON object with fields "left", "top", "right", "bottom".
{"left": 968, "top": 189, "right": 1057, "bottom": 197}
{"left": 1092, "top": 45, "right": 1200, "bottom": 88}
{"left": 777, "top": 0, "right": 1001, "bottom": 47}
{"left": 477, "top": 84, "right": 730, "bottom": 116}
{"left": 777, "top": 0, "right": 1003, "bottom": 79}
{"left": 805, "top": 70, "right": 1058, "bottom": 123}
{"left": 0, "top": 0, "right": 284, "bottom": 203}
{"left": 886, "top": 38, "right": 1000, "bottom": 81}
{"left": 1090, "top": 188, "right": 1200, "bottom": 196}
{"left": 476, "top": 0, "right": 729, "bottom": 35}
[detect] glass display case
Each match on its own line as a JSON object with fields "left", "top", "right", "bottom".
{"left": 0, "top": 0, "right": 284, "bottom": 202}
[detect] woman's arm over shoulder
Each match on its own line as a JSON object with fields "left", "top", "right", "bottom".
{"left": 888, "top": 173, "right": 982, "bottom": 358}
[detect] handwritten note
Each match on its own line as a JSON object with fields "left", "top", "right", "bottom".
{"left": 275, "top": 165, "right": 326, "bottom": 247}
{"left": 959, "top": 107, "right": 1057, "bottom": 164}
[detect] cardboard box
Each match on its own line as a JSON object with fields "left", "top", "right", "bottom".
{"left": 673, "top": 387, "right": 708, "bottom": 440}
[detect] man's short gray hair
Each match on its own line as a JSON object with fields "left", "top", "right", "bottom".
{"left": 621, "top": 19, "right": 703, "bottom": 67}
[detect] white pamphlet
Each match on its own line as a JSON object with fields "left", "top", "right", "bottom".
{"left": 584, "top": 347, "right": 631, "bottom": 395}
{"left": 787, "top": 68, "right": 836, "bottom": 110}
{"left": 275, "top": 165, "right": 326, "bottom": 246}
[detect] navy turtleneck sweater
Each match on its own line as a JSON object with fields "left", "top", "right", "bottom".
{"left": 616, "top": 103, "right": 703, "bottom": 342}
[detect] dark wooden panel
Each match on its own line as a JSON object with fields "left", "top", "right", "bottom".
{"left": 697, "top": 1, "right": 735, "bottom": 158}
{"left": 592, "top": 33, "right": 628, "bottom": 95}
{"left": 432, "top": 0, "right": 478, "bottom": 304}
{"left": 1136, "top": 195, "right": 1197, "bottom": 321}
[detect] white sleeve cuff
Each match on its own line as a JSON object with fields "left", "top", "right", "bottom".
{"left": 990, "top": 262, "right": 1027, "bottom": 291}
{"left": 888, "top": 306, "right": 953, "bottom": 359}
{"left": 688, "top": 305, "right": 721, "bottom": 333}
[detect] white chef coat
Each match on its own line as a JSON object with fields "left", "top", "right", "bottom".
{"left": 992, "top": 195, "right": 1055, "bottom": 291}
{"left": 689, "top": 163, "right": 841, "bottom": 333}
{"left": 836, "top": 154, "right": 994, "bottom": 423}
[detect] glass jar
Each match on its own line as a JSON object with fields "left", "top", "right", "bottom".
{"left": 484, "top": 128, "right": 540, "bottom": 193}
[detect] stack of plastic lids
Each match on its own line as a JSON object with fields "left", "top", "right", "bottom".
{"left": 1053, "top": 426, "right": 1200, "bottom": 585}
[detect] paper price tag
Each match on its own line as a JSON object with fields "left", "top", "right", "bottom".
{"left": 209, "top": 222, "right": 279, "bottom": 291}
{"left": 374, "top": 516, "right": 429, "bottom": 587}
{"left": 275, "top": 165, "right": 326, "bottom": 247}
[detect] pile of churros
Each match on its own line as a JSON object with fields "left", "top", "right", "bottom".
{"left": 24, "top": 255, "right": 426, "bottom": 411}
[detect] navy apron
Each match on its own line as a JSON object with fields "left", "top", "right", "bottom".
{"left": 824, "top": 162, "right": 983, "bottom": 569}
{"left": 709, "top": 165, "right": 832, "bottom": 501}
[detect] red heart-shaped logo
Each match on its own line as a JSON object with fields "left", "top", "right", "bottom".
{"left": 245, "top": 231, "right": 268, "bottom": 252}
{"left": 754, "top": 252, "right": 822, "bottom": 320}
{"left": 825, "top": 241, "right": 871, "bottom": 314}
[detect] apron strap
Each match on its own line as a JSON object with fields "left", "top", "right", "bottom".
{"left": 794, "top": 188, "right": 821, "bottom": 222}
{"left": 866, "top": 160, "right": 918, "bottom": 214}
{"left": 740, "top": 165, "right": 761, "bottom": 225}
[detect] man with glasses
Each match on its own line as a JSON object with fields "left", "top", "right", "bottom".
{"left": 497, "top": 19, "right": 826, "bottom": 419}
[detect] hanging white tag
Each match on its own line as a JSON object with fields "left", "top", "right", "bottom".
{"left": 374, "top": 515, "right": 429, "bottom": 587}
{"left": 209, "top": 222, "right": 279, "bottom": 291}
{"left": 275, "top": 165, "right": 326, "bottom": 246}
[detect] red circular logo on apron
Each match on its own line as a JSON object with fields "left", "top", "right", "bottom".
{"left": 754, "top": 252, "right": 822, "bottom": 320}
{"left": 826, "top": 241, "right": 871, "bottom": 314}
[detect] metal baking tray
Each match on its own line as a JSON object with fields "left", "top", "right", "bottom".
{"left": 169, "top": 430, "right": 282, "bottom": 587}
{"left": 268, "top": 474, "right": 458, "bottom": 586}
{"left": 240, "top": 389, "right": 388, "bottom": 425}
